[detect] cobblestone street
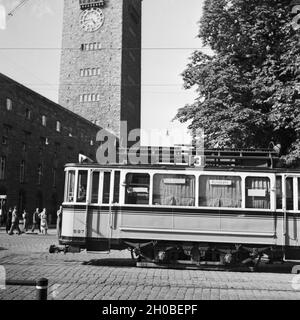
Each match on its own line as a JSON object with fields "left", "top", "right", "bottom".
{"left": 0, "top": 229, "right": 300, "bottom": 300}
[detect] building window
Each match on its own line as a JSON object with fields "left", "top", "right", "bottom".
{"left": 25, "top": 109, "right": 31, "bottom": 120}
{"left": 6, "top": 98, "right": 12, "bottom": 111}
{"left": 37, "top": 164, "right": 43, "bottom": 185}
{"left": 80, "top": 68, "right": 101, "bottom": 77}
{"left": 40, "top": 137, "right": 47, "bottom": 147}
{"left": 0, "top": 156, "right": 6, "bottom": 180}
{"left": 42, "top": 115, "right": 47, "bottom": 127}
{"left": 2, "top": 136, "right": 7, "bottom": 145}
{"left": 56, "top": 121, "right": 61, "bottom": 132}
{"left": 2, "top": 125, "right": 11, "bottom": 145}
{"left": 79, "top": 94, "right": 100, "bottom": 102}
{"left": 22, "top": 143, "right": 27, "bottom": 153}
{"left": 52, "top": 168, "right": 56, "bottom": 187}
{"left": 23, "top": 130, "right": 31, "bottom": 141}
{"left": 81, "top": 42, "right": 101, "bottom": 51}
{"left": 55, "top": 142, "right": 60, "bottom": 152}
{"left": 20, "top": 160, "right": 25, "bottom": 183}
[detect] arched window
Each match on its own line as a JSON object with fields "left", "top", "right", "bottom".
{"left": 56, "top": 121, "right": 61, "bottom": 132}
{"left": 6, "top": 98, "right": 12, "bottom": 111}
{"left": 20, "top": 160, "right": 25, "bottom": 183}
{"left": 42, "top": 115, "right": 47, "bottom": 127}
{"left": 18, "top": 190, "right": 26, "bottom": 213}
{"left": 0, "top": 156, "right": 6, "bottom": 180}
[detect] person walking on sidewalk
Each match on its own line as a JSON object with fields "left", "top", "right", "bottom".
{"left": 22, "top": 209, "right": 29, "bottom": 232}
{"left": 8, "top": 206, "right": 21, "bottom": 235}
{"left": 31, "top": 208, "right": 41, "bottom": 233}
{"left": 6, "top": 207, "right": 12, "bottom": 234}
{"left": 40, "top": 208, "right": 48, "bottom": 235}
{"left": 56, "top": 205, "right": 63, "bottom": 239}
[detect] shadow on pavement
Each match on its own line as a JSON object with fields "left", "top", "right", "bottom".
{"left": 82, "top": 258, "right": 136, "bottom": 268}
{"left": 82, "top": 259, "right": 300, "bottom": 273}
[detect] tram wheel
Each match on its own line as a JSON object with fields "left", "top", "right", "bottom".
{"left": 130, "top": 248, "right": 142, "bottom": 262}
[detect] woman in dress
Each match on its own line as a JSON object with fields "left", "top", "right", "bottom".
{"left": 40, "top": 208, "right": 48, "bottom": 235}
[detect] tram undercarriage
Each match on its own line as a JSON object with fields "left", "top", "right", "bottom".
{"left": 51, "top": 237, "right": 291, "bottom": 271}
{"left": 123, "top": 240, "right": 285, "bottom": 270}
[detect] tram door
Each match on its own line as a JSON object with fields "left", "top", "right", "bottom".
{"left": 281, "top": 175, "right": 300, "bottom": 247}
{"left": 87, "top": 170, "right": 114, "bottom": 251}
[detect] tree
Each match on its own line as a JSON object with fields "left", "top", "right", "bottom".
{"left": 175, "top": 0, "right": 300, "bottom": 161}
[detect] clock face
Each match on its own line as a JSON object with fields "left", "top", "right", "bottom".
{"left": 80, "top": 8, "right": 104, "bottom": 32}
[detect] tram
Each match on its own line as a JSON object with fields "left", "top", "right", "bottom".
{"left": 57, "top": 147, "right": 300, "bottom": 267}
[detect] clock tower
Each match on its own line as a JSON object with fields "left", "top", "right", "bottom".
{"left": 59, "top": 0, "right": 142, "bottom": 138}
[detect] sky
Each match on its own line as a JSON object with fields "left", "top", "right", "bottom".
{"left": 0, "top": 0, "right": 208, "bottom": 145}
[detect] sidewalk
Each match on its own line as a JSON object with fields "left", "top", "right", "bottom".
{"left": 0, "top": 223, "right": 57, "bottom": 232}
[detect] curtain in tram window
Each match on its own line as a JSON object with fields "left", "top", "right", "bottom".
{"left": 153, "top": 174, "right": 195, "bottom": 206}
{"left": 245, "top": 177, "right": 270, "bottom": 209}
{"left": 199, "top": 176, "right": 242, "bottom": 208}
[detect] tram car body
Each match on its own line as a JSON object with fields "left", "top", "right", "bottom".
{"left": 59, "top": 149, "right": 300, "bottom": 266}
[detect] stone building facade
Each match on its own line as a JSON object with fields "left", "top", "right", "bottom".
{"left": 0, "top": 73, "right": 101, "bottom": 223}
{"left": 59, "top": 0, "right": 142, "bottom": 138}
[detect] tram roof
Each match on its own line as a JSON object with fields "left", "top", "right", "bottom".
{"left": 64, "top": 163, "right": 300, "bottom": 173}
{"left": 65, "top": 147, "right": 300, "bottom": 172}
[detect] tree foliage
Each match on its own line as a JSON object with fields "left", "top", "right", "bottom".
{"left": 175, "top": 0, "right": 300, "bottom": 161}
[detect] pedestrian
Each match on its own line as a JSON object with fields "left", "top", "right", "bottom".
{"left": 8, "top": 206, "right": 21, "bottom": 235}
{"left": 0, "top": 206, "right": 3, "bottom": 227}
{"left": 6, "top": 207, "right": 12, "bottom": 234}
{"left": 40, "top": 208, "right": 48, "bottom": 235}
{"left": 31, "top": 208, "right": 41, "bottom": 233}
{"left": 56, "top": 205, "right": 63, "bottom": 239}
{"left": 22, "top": 209, "right": 29, "bottom": 232}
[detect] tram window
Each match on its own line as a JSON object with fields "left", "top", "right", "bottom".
{"left": 286, "top": 177, "right": 294, "bottom": 210}
{"left": 153, "top": 174, "right": 195, "bottom": 206}
{"left": 77, "top": 171, "right": 88, "bottom": 203}
{"left": 113, "top": 171, "right": 120, "bottom": 203}
{"left": 65, "top": 170, "right": 75, "bottom": 202}
{"left": 91, "top": 171, "right": 100, "bottom": 204}
{"left": 102, "top": 172, "right": 111, "bottom": 204}
{"left": 125, "top": 173, "right": 150, "bottom": 205}
{"left": 199, "top": 176, "right": 241, "bottom": 208}
{"left": 276, "top": 176, "right": 282, "bottom": 209}
{"left": 245, "top": 177, "right": 270, "bottom": 209}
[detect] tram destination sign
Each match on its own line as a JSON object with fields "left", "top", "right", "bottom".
{"left": 209, "top": 180, "right": 232, "bottom": 186}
